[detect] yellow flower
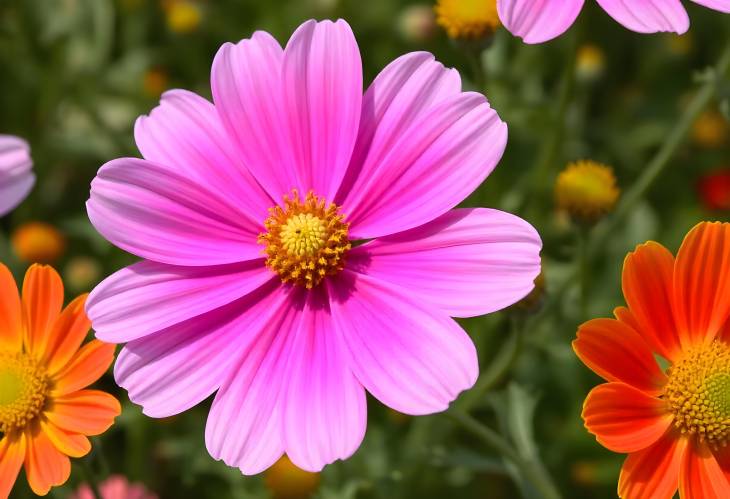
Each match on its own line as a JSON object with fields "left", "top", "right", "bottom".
{"left": 576, "top": 44, "right": 605, "bottom": 81}
{"left": 11, "top": 222, "right": 66, "bottom": 264}
{"left": 0, "top": 264, "right": 120, "bottom": 497}
{"left": 63, "top": 257, "right": 102, "bottom": 293}
{"left": 143, "top": 68, "right": 169, "bottom": 98}
{"left": 692, "top": 110, "right": 728, "bottom": 149}
{"left": 434, "top": 0, "right": 500, "bottom": 40}
{"left": 555, "top": 160, "right": 620, "bottom": 223}
{"left": 264, "top": 455, "right": 320, "bottom": 499}
{"left": 665, "top": 33, "right": 693, "bottom": 56}
{"left": 398, "top": 5, "right": 436, "bottom": 43}
{"left": 163, "top": 0, "right": 202, "bottom": 34}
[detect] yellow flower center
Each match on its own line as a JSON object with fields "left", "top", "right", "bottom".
{"left": 258, "top": 190, "right": 351, "bottom": 289}
{"left": 435, "top": 0, "right": 500, "bottom": 40}
{"left": 664, "top": 340, "right": 730, "bottom": 448}
{"left": 555, "top": 160, "right": 620, "bottom": 222}
{"left": 0, "top": 351, "right": 50, "bottom": 434}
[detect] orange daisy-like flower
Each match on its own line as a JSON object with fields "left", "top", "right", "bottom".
{"left": 574, "top": 221, "right": 730, "bottom": 499}
{"left": 0, "top": 264, "right": 120, "bottom": 498}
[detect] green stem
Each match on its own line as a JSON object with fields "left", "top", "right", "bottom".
{"left": 577, "top": 225, "right": 589, "bottom": 320}
{"left": 519, "top": 34, "right": 578, "bottom": 215}
{"left": 590, "top": 40, "right": 730, "bottom": 252}
{"left": 457, "top": 319, "right": 524, "bottom": 412}
{"left": 80, "top": 457, "right": 103, "bottom": 499}
{"left": 467, "top": 47, "right": 486, "bottom": 91}
{"left": 448, "top": 410, "right": 561, "bottom": 499}
{"left": 537, "top": 39, "right": 730, "bottom": 319}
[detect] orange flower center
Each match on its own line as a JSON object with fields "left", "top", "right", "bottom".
{"left": 0, "top": 351, "right": 50, "bottom": 434}
{"left": 664, "top": 340, "right": 730, "bottom": 448}
{"left": 258, "top": 190, "right": 351, "bottom": 289}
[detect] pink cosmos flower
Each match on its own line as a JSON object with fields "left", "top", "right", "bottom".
{"left": 0, "top": 134, "right": 34, "bottom": 217}
{"left": 85, "top": 19, "right": 542, "bottom": 474}
{"left": 71, "top": 475, "right": 157, "bottom": 499}
{"left": 498, "top": 0, "right": 730, "bottom": 44}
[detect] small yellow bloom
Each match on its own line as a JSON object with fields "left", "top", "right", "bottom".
{"left": 434, "top": 0, "right": 500, "bottom": 40}
{"left": 692, "top": 109, "right": 728, "bottom": 149}
{"left": 64, "top": 257, "right": 102, "bottom": 292}
{"left": 264, "top": 455, "right": 320, "bottom": 499}
{"left": 143, "top": 68, "right": 169, "bottom": 98}
{"left": 571, "top": 460, "right": 599, "bottom": 486}
{"left": 164, "top": 0, "right": 202, "bottom": 34}
{"left": 665, "top": 33, "right": 693, "bottom": 56}
{"left": 555, "top": 160, "right": 620, "bottom": 223}
{"left": 11, "top": 222, "right": 66, "bottom": 263}
{"left": 398, "top": 5, "right": 437, "bottom": 43}
{"left": 576, "top": 44, "right": 605, "bottom": 81}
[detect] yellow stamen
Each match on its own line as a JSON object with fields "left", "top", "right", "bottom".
{"left": 435, "top": 0, "right": 500, "bottom": 40}
{"left": 258, "top": 190, "right": 351, "bottom": 289}
{"left": 0, "top": 351, "right": 50, "bottom": 434}
{"left": 664, "top": 340, "right": 730, "bottom": 448}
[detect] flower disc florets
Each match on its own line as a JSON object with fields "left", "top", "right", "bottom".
{"left": 664, "top": 340, "right": 730, "bottom": 448}
{"left": 0, "top": 351, "right": 50, "bottom": 434}
{"left": 259, "top": 190, "right": 351, "bottom": 289}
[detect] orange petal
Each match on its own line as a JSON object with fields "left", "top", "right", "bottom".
{"left": 51, "top": 340, "right": 115, "bottom": 396}
{"left": 618, "top": 432, "right": 687, "bottom": 499}
{"left": 23, "top": 423, "right": 71, "bottom": 496}
{"left": 715, "top": 445, "right": 730, "bottom": 485}
{"left": 0, "top": 433, "right": 26, "bottom": 499}
{"left": 622, "top": 241, "right": 682, "bottom": 361}
{"left": 674, "top": 222, "right": 730, "bottom": 346}
{"left": 46, "top": 390, "right": 121, "bottom": 436}
{"left": 22, "top": 264, "right": 64, "bottom": 357}
{"left": 582, "top": 382, "right": 673, "bottom": 453}
{"left": 0, "top": 263, "right": 22, "bottom": 352}
{"left": 39, "top": 419, "right": 91, "bottom": 458}
{"left": 44, "top": 294, "right": 91, "bottom": 375}
{"left": 613, "top": 306, "right": 641, "bottom": 332}
{"left": 573, "top": 318, "right": 667, "bottom": 395}
{"left": 680, "top": 442, "right": 730, "bottom": 499}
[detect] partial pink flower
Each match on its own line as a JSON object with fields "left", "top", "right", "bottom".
{"left": 0, "top": 134, "right": 34, "bottom": 217}
{"left": 71, "top": 475, "right": 157, "bottom": 499}
{"left": 497, "top": 0, "right": 729, "bottom": 44}
{"left": 86, "top": 19, "right": 542, "bottom": 474}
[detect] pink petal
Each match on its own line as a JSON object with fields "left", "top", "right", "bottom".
{"left": 327, "top": 271, "right": 478, "bottom": 415}
{"left": 205, "top": 286, "right": 302, "bottom": 475}
{"left": 135, "top": 89, "right": 272, "bottom": 221}
{"left": 0, "top": 134, "right": 34, "bottom": 216}
{"left": 337, "top": 51, "right": 460, "bottom": 202}
{"left": 280, "top": 19, "right": 362, "bottom": 200}
{"left": 349, "top": 208, "right": 541, "bottom": 318}
{"left": 87, "top": 260, "right": 273, "bottom": 343}
{"left": 497, "top": 0, "right": 585, "bottom": 44}
{"left": 211, "top": 32, "right": 296, "bottom": 201}
{"left": 282, "top": 288, "right": 367, "bottom": 472}
{"left": 691, "top": 0, "right": 730, "bottom": 13}
{"left": 595, "top": 0, "right": 689, "bottom": 34}
{"left": 342, "top": 92, "right": 507, "bottom": 239}
{"left": 115, "top": 280, "right": 285, "bottom": 418}
{"left": 87, "top": 158, "right": 262, "bottom": 266}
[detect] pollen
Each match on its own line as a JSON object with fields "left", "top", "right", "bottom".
{"left": 663, "top": 340, "right": 730, "bottom": 448}
{"left": 258, "top": 190, "right": 351, "bottom": 289}
{"left": 0, "top": 351, "right": 50, "bottom": 434}
{"left": 435, "top": 0, "right": 500, "bottom": 40}
{"left": 555, "top": 160, "right": 620, "bottom": 223}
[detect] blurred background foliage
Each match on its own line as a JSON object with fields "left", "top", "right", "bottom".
{"left": 1, "top": 1, "right": 729, "bottom": 498}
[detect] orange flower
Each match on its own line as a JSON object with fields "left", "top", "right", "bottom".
{"left": 0, "top": 264, "right": 120, "bottom": 498}
{"left": 573, "top": 221, "right": 730, "bottom": 499}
